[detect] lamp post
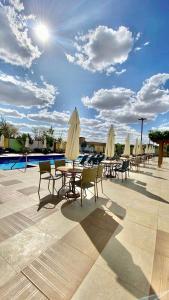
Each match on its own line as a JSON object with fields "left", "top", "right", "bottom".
{"left": 138, "top": 117, "right": 147, "bottom": 143}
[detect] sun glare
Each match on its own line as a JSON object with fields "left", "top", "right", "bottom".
{"left": 35, "top": 23, "right": 49, "bottom": 43}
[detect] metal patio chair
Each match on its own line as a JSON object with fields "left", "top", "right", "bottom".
{"left": 75, "top": 167, "right": 98, "bottom": 206}
{"left": 38, "top": 161, "right": 62, "bottom": 197}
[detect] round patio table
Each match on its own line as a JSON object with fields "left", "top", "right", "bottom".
{"left": 101, "top": 160, "right": 122, "bottom": 178}
{"left": 57, "top": 166, "right": 83, "bottom": 198}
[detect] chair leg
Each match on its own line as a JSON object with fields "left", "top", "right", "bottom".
{"left": 94, "top": 183, "right": 97, "bottom": 202}
{"left": 122, "top": 173, "right": 123, "bottom": 182}
{"left": 52, "top": 180, "right": 55, "bottom": 196}
{"left": 96, "top": 182, "right": 98, "bottom": 199}
{"left": 38, "top": 177, "right": 41, "bottom": 195}
{"left": 80, "top": 188, "right": 83, "bottom": 207}
{"left": 101, "top": 178, "right": 103, "bottom": 193}
{"left": 48, "top": 180, "right": 51, "bottom": 194}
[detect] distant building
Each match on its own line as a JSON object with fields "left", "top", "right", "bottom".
{"left": 80, "top": 137, "right": 105, "bottom": 153}
{"left": 54, "top": 137, "right": 106, "bottom": 153}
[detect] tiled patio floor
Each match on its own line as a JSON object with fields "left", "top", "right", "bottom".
{"left": 0, "top": 157, "right": 169, "bottom": 299}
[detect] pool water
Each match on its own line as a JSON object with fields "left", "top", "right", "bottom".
{"left": 0, "top": 155, "right": 81, "bottom": 170}
{"left": 0, "top": 159, "right": 56, "bottom": 170}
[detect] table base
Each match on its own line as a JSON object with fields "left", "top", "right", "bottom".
{"left": 106, "top": 174, "right": 116, "bottom": 178}
{"left": 66, "top": 191, "right": 80, "bottom": 199}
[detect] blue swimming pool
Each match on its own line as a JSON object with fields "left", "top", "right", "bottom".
{"left": 0, "top": 154, "right": 65, "bottom": 170}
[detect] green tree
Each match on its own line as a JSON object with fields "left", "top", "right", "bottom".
{"left": 16, "top": 133, "right": 33, "bottom": 147}
{"left": 32, "top": 128, "right": 43, "bottom": 141}
{"left": 0, "top": 117, "right": 18, "bottom": 138}
{"left": 115, "top": 143, "right": 124, "bottom": 156}
{"left": 47, "top": 126, "right": 54, "bottom": 136}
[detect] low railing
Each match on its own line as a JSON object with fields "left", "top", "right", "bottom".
{"left": 10, "top": 153, "right": 28, "bottom": 171}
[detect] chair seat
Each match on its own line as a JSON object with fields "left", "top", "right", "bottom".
{"left": 52, "top": 174, "right": 62, "bottom": 180}
{"left": 75, "top": 180, "right": 94, "bottom": 189}
{"left": 115, "top": 169, "right": 126, "bottom": 173}
{"left": 42, "top": 174, "right": 62, "bottom": 180}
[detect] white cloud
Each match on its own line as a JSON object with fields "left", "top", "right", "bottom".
{"left": 80, "top": 120, "right": 141, "bottom": 143}
{"left": 0, "top": 107, "right": 24, "bottom": 118}
{"left": 151, "top": 122, "right": 169, "bottom": 132}
{"left": 65, "top": 53, "right": 75, "bottom": 63}
{"left": 134, "top": 41, "right": 150, "bottom": 52}
{"left": 9, "top": 0, "right": 24, "bottom": 12}
{"left": 136, "top": 32, "right": 141, "bottom": 41}
{"left": 97, "top": 108, "right": 153, "bottom": 124}
{"left": 136, "top": 73, "right": 169, "bottom": 114}
{"left": 144, "top": 41, "right": 150, "bottom": 46}
{"left": 82, "top": 73, "right": 169, "bottom": 126}
{"left": 28, "top": 109, "right": 69, "bottom": 125}
{"left": 66, "top": 25, "right": 134, "bottom": 73}
{"left": 115, "top": 69, "right": 126, "bottom": 76}
{"left": 0, "top": 72, "right": 58, "bottom": 107}
{"left": 135, "top": 47, "right": 142, "bottom": 51}
{"left": 8, "top": 108, "right": 143, "bottom": 143}
{"left": 0, "top": 1, "right": 41, "bottom": 67}
{"left": 82, "top": 87, "right": 135, "bottom": 110}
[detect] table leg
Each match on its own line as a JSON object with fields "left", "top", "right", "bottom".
{"left": 52, "top": 179, "right": 55, "bottom": 197}
{"left": 57, "top": 173, "right": 67, "bottom": 196}
{"left": 106, "top": 165, "right": 116, "bottom": 178}
{"left": 66, "top": 173, "right": 80, "bottom": 199}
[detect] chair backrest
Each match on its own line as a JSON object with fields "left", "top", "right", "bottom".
{"left": 121, "top": 160, "right": 129, "bottom": 170}
{"left": 87, "top": 155, "right": 95, "bottom": 164}
{"left": 55, "top": 159, "right": 65, "bottom": 170}
{"left": 79, "top": 155, "right": 88, "bottom": 165}
{"left": 97, "top": 165, "right": 104, "bottom": 179}
{"left": 92, "top": 156, "right": 99, "bottom": 165}
{"left": 98, "top": 155, "right": 104, "bottom": 164}
{"left": 87, "top": 155, "right": 94, "bottom": 165}
{"left": 39, "top": 161, "right": 51, "bottom": 174}
{"left": 81, "top": 167, "right": 97, "bottom": 184}
{"left": 135, "top": 156, "right": 141, "bottom": 164}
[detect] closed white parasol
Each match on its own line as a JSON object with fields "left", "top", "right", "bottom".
{"left": 65, "top": 108, "right": 80, "bottom": 165}
{"left": 123, "top": 133, "right": 130, "bottom": 156}
{"left": 105, "top": 125, "right": 115, "bottom": 158}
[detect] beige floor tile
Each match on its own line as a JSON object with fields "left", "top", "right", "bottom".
{"left": 61, "top": 198, "right": 98, "bottom": 222}
{"left": 72, "top": 264, "right": 146, "bottom": 300}
{"left": 0, "top": 256, "right": 17, "bottom": 288}
{"left": 150, "top": 252, "right": 169, "bottom": 300}
{"left": 158, "top": 216, "right": 169, "bottom": 233}
{"left": 99, "top": 198, "right": 127, "bottom": 220}
{"left": 159, "top": 203, "right": 169, "bottom": 218}
{"left": 0, "top": 157, "right": 168, "bottom": 298}
{"left": 62, "top": 208, "right": 119, "bottom": 261}
{"left": 113, "top": 219, "right": 156, "bottom": 254}
{"left": 126, "top": 207, "right": 158, "bottom": 229}
{"left": 130, "top": 198, "right": 159, "bottom": 212}
{"left": 0, "top": 272, "right": 47, "bottom": 299}
{"left": 0, "top": 225, "right": 54, "bottom": 271}
{"left": 22, "top": 239, "right": 94, "bottom": 300}
{"left": 0, "top": 205, "right": 13, "bottom": 219}
{"left": 96, "top": 237, "right": 154, "bottom": 293}
{"left": 36, "top": 209, "right": 78, "bottom": 239}
{"left": 3, "top": 197, "right": 37, "bottom": 214}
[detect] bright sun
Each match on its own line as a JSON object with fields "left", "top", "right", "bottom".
{"left": 35, "top": 23, "right": 49, "bottom": 43}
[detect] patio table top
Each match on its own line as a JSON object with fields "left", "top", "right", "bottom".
{"left": 57, "top": 166, "right": 83, "bottom": 174}
{"left": 101, "top": 160, "right": 122, "bottom": 165}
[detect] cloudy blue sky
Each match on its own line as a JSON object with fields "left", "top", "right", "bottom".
{"left": 0, "top": 0, "right": 169, "bottom": 143}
